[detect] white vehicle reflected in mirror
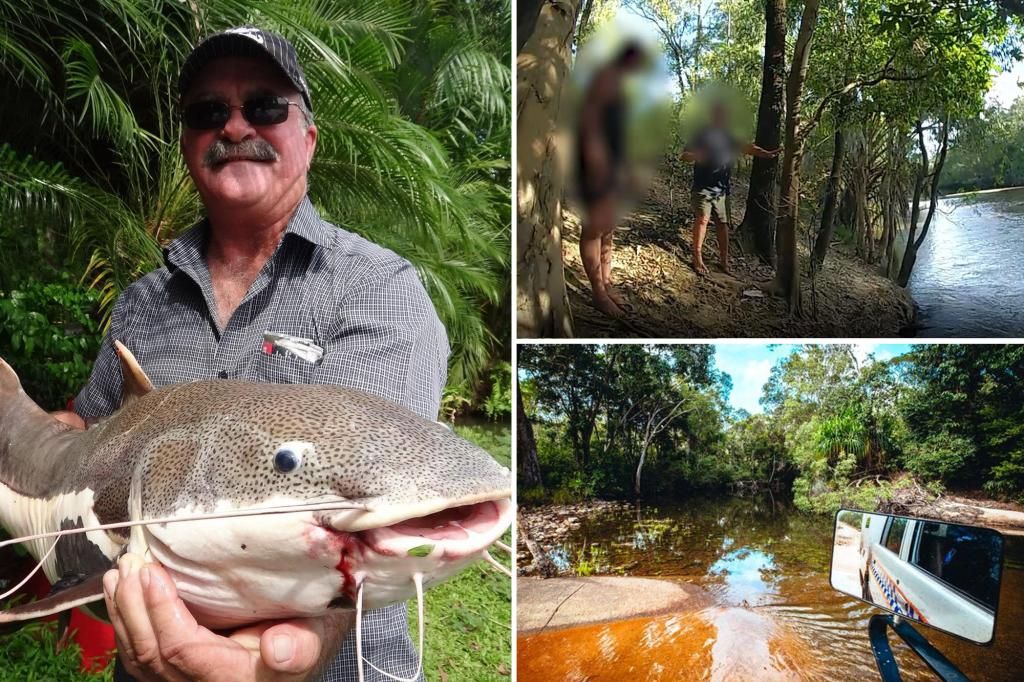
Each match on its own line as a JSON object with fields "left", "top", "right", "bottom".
{"left": 830, "top": 509, "right": 1004, "bottom": 645}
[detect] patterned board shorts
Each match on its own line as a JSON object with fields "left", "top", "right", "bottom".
{"left": 691, "top": 191, "right": 730, "bottom": 224}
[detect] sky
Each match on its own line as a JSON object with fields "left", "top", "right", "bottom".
{"left": 712, "top": 343, "right": 913, "bottom": 415}
{"left": 988, "top": 60, "right": 1024, "bottom": 108}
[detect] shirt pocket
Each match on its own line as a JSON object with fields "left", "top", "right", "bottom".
{"left": 250, "top": 348, "right": 317, "bottom": 384}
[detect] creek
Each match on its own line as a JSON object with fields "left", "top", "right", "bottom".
{"left": 517, "top": 495, "right": 1024, "bottom": 681}
{"left": 909, "top": 187, "right": 1024, "bottom": 337}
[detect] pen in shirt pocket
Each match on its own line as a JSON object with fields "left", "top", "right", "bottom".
{"left": 262, "top": 332, "right": 324, "bottom": 364}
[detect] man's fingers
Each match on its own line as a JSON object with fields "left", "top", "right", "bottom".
{"left": 140, "top": 561, "right": 246, "bottom": 679}
{"left": 114, "top": 555, "right": 167, "bottom": 672}
{"left": 103, "top": 569, "right": 135, "bottom": 662}
{"left": 257, "top": 617, "right": 329, "bottom": 674}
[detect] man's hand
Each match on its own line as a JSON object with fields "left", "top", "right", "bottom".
{"left": 744, "top": 143, "right": 781, "bottom": 159}
{"left": 680, "top": 150, "right": 704, "bottom": 164}
{"left": 51, "top": 411, "right": 87, "bottom": 429}
{"left": 104, "top": 554, "right": 353, "bottom": 682}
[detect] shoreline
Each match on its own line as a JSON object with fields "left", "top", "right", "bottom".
{"left": 943, "top": 185, "right": 1024, "bottom": 198}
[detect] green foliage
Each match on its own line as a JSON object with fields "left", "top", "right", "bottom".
{"left": 898, "top": 345, "right": 1024, "bottom": 499}
{"left": 482, "top": 361, "right": 512, "bottom": 421}
{"left": 517, "top": 486, "right": 549, "bottom": 507}
{"left": 943, "top": 98, "right": 1024, "bottom": 191}
{"left": 0, "top": 276, "right": 102, "bottom": 409}
{"left": 0, "top": 619, "right": 113, "bottom": 681}
{"left": 902, "top": 433, "right": 976, "bottom": 482}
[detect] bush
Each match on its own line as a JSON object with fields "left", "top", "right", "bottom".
{"left": 0, "top": 276, "right": 102, "bottom": 410}
{"left": 985, "top": 449, "right": 1024, "bottom": 502}
{"left": 902, "top": 433, "right": 975, "bottom": 483}
{"left": 482, "top": 361, "right": 512, "bottom": 421}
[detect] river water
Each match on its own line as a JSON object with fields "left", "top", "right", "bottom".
{"left": 909, "top": 187, "right": 1024, "bottom": 337}
{"left": 517, "top": 496, "right": 1024, "bottom": 681}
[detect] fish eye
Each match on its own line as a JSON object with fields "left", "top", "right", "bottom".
{"left": 273, "top": 448, "right": 302, "bottom": 473}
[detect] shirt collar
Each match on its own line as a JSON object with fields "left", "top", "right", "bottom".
{"left": 164, "top": 196, "right": 333, "bottom": 271}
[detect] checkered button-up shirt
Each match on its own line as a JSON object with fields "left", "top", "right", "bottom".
{"left": 76, "top": 196, "right": 447, "bottom": 682}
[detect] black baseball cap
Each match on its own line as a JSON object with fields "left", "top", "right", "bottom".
{"left": 178, "top": 27, "right": 313, "bottom": 112}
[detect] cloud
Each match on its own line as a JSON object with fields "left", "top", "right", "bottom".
{"left": 730, "top": 358, "right": 774, "bottom": 414}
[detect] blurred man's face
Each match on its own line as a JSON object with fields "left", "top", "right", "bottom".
{"left": 180, "top": 56, "right": 316, "bottom": 212}
{"left": 711, "top": 103, "right": 729, "bottom": 126}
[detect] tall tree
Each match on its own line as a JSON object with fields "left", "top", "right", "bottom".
{"left": 896, "top": 115, "right": 950, "bottom": 286}
{"left": 770, "top": 0, "right": 821, "bottom": 311}
{"left": 517, "top": 372, "right": 544, "bottom": 489}
{"left": 516, "top": 0, "right": 580, "bottom": 338}
{"left": 737, "top": 0, "right": 786, "bottom": 263}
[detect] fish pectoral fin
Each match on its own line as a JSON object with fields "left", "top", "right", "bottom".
{"left": 0, "top": 572, "right": 106, "bottom": 625}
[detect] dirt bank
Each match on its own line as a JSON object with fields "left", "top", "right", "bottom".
{"left": 562, "top": 164, "right": 915, "bottom": 338}
{"left": 517, "top": 575, "right": 711, "bottom": 633}
{"left": 878, "top": 486, "right": 1024, "bottom": 535}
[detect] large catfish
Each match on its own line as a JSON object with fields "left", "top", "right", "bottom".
{"left": 0, "top": 342, "right": 513, "bottom": 630}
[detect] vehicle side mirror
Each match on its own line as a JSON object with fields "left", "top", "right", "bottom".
{"left": 830, "top": 509, "right": 1004, "bottom": 645}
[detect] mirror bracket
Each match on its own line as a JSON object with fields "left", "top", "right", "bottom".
{"left": 868, "top": 614, "right": 968, "bottom": 682}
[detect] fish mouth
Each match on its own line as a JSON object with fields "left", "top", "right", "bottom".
{"left": 319, "top": 496, "right": 513, "bottom": 561}
{"left": 356, "top": 498, "right": 511, "bottom": 560}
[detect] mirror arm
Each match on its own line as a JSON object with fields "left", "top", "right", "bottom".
{"left": 868, "top": 614, "right": 969, "bottom": 682}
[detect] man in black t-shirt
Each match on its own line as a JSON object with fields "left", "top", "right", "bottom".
{"left": 681, "top": 102, "right": 780, "bottom": 276}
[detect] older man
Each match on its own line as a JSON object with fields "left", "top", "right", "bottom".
{"left": 65, "top": 27, "right": 445, "bottom": 682}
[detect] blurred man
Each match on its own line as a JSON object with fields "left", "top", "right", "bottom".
{"left": 576, "top": 42, "right": 646, "bottom": 318}
{"left": 681, "top": 102, "right": 780, "bottom": 276}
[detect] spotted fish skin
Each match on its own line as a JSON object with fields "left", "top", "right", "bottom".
{"left": 0, "top": 356, "right": 513, "bottom": 627}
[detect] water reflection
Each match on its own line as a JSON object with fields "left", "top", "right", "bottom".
{"left": 520, "top": 495, "right": 1024, "bottom": 681}
{"left": 708, "top": 547, "right": 779, "bottom": 605}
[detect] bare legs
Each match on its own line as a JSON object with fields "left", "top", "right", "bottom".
{"left": 581, "top": 195, "right": 626, "bottom": 316}
{"left": 691, "top": 212, "right": 730, "bottom": 275}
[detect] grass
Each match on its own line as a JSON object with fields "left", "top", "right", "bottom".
{"left": 0, "top": 423, "right": 512, "bottom": 681}
{"left": 0, "top": 621, "right": 112, "bottom": 681}
{"left": 407, "top": 423, "right": 513, "bottom": 680}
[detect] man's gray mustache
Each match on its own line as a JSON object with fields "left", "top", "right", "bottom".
{"left": 203, "top": 139, "right": 279, "bottom": 167}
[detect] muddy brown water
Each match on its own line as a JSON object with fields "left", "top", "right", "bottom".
{"left": 910, "top": 187, "right": 1024, "bottom": 337}
{"left": 517, "top": 496, "right": 1024, "bottom": 681}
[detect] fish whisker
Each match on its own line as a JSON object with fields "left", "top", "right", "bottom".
{"left": 0, "top": 536, "right": 59, "bottom": 601}
{"left": 0, "top": 500, "right": 370, "bottom": 551}
{"left": 355, "top": 574, "right": 425, "bottom": 682}
{"left": 492, "top": 540, "right": 512, "bottom": 554}
{"left": 483, "top": 550, "right": 512, "bottom": 578}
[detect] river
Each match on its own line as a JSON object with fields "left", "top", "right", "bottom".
{"left": 517, "top": 496, "right": 1024, "bottom": 681}
{"left": 909, "top": 187, "right": 1024, "bottom": 337}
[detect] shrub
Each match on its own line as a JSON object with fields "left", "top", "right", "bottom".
{"left": 0, "top": 276, "right": 102, "bottom": 410}
{"left": 902, "top": 433, "right": 974, "bottom": 483}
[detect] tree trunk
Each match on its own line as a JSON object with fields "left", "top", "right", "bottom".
{"left": 517, "top": 377, "right": 543, "bottom": 489}
{"left": 898, "top": 116, "right": 949, "bottom": 287}
{"left": 771, "top": 0, "right": 821, "bottom": 312}
{"left": 813, "top": 124, "right": 847, "bottom": 265}
{"left": 516, "top": 0, "right": 580, "bottom": 338}
{"left": 577, "top": 0, "right": 594, "bottom": 40}
{"left": 738, "top": 0, "right": 786, "bottom": 264}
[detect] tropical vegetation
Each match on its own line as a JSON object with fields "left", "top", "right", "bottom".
{"left": 0, "top": 0, "right": 511, "bottom": 414}
{"left": 519, "top": 344, "right": 1024, "bottom": 512}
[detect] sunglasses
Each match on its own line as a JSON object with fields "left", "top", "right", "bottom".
{"left": 183, "top": 95, "right": 301, "bottom": 130}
